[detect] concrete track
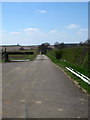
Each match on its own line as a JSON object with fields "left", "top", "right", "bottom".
{"left": 2, "top": 55, "right": 88, "bottom": 118}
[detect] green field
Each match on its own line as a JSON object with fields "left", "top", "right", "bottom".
{"left": 47, "top": 46, "right": 90, "bottom": 94}
{"left": 1, "top": 49, "right": 38, "bottom": 62}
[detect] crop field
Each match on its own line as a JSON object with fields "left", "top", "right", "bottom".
{"left": 0, "top": 49, "right": 38, "bottom": 62}
{"left": 9, "top": 54, "right": 34, "bottom": 60}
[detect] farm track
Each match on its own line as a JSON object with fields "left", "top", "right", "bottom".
{"left": 2, "top": 55, "right": 88, "bottom": 118}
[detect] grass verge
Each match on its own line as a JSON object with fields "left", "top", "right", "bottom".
{"left": 47, "top": 53, "right": 90, "bottom": 94}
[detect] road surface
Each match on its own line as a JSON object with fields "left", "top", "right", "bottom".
{"left": 2, "top": 55, "right": 88, "bottom": 118}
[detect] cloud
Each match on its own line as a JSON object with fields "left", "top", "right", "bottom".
{"left": 23, "top": 28, "right": 39, "bottom": 32}
{"left": 0, "top": 30, "right": 6, "bottom": 33}
{"left": 78, "top": 28, "right": 88, "bottom": 34}
{"left": 1, "top": 26, "right": 88, "bottom": 45}
{"left": 66, "top": 24, "right": 80, "bottom": 29}
{"left": 9, "top": 32, "right": 21, "bottom": 35}
{"left": 77, "top": 28, "right": 88, "bottom": 42}
{"left": 50, "top": 30, "right": 57, "bottom": 33}
{"left": 37, "top": 10, "right": 47, "bottom": 13}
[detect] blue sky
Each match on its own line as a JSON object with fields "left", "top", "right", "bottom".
{"left": 1, "top": 2, "right": 88, "bottom": 45}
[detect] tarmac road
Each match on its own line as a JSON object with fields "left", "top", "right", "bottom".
{"left": 2, "top": 55, "right": 88, "bottom": 118}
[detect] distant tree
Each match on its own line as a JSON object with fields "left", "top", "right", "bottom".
{"left": 54, "top": 42, "right": 60, "bottom": 49}
{"left": 17, "top": 44, "right": 20, "bottom": 46}
{"left": 78, "top": 41, "right": 84, "bottom": 46}
{"left": 43, "top": 42, "right": 50, "bottom": 46}
{"left": 19, "top": 46, "right": 24, "bottom": 50}
{"left": 38, "top": 42, "right": 50, "bottom": 54}
{"left": 60, "top": 42, "right": 65, "bottom": 49}
{"left": 54, "top": 42, "right": 65, "bottom": 49}
{"left": 84, "top": 39, "right": 90, "bottom": 44}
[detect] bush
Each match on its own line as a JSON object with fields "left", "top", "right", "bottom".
{"left": 55, "top": 50, "right": 63, "bottom": 59}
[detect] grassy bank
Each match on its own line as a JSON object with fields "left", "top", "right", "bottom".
{"left": 47, "top": 46, "right": 90, "bottom": 94}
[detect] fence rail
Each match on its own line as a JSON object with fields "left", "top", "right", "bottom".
{"left": 66, "top": 67, "right": 90, "bottom": 85}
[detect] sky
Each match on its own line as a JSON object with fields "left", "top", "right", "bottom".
{"left": 0, "top": 2, "right": 88, "bottom": 45}
{"left": 1, "top": 0, "right": 89, "bottom": 2}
